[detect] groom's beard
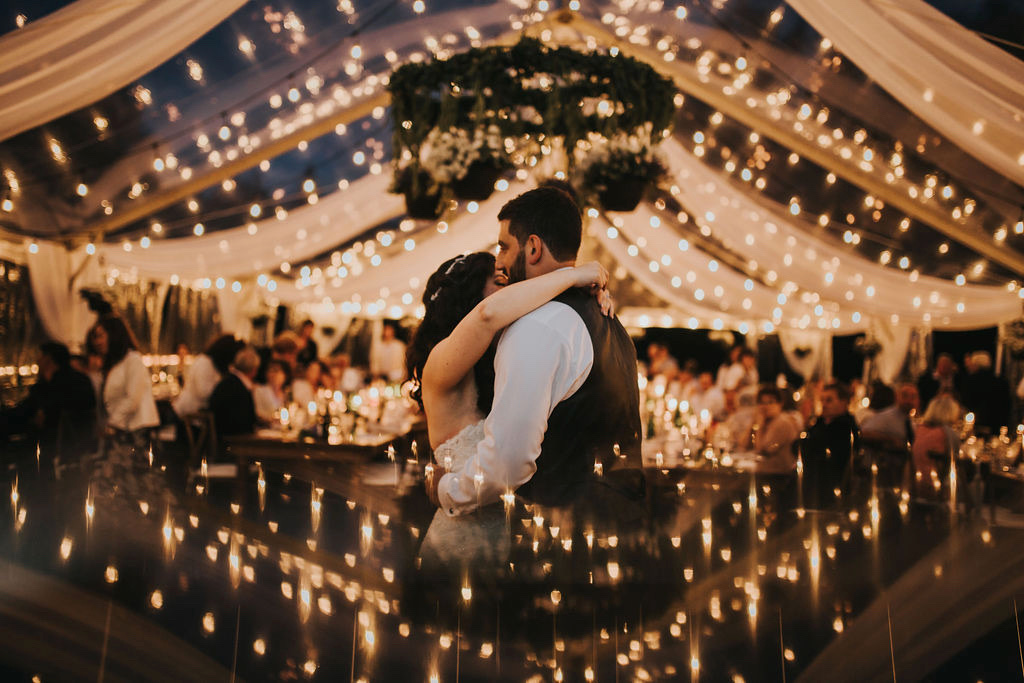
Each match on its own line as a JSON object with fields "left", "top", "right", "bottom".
{"left": 508, "top": 249, "right": 528, "bottom": 284}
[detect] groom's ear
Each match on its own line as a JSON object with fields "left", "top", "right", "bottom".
{"left": 525, "top": 234, "right": 543, "bottom": 264}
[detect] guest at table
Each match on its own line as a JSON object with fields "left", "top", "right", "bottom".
{"left": 646, "top": 341, "right": 679, "bottom": 381}
{"left": 253, "top": 359, "right": 290, "bottom": 424}
{"left": 370, "top": 321, "right": 407, "bottom": 382}
{"left": 172, "top": 334, "right": 242, "bottom": 419}
{"left": 88, "top": 317, "right": 159, "bottom": 445}
{"left": 799, "top": 382, "right": 860, "bottom": 508}
{"left": 716, "top": 345, "right": 743, "bottom": 390}
{"left": 0, "top": 341, "right": 97, "bottom": 464}
{"left": 291, "top": 360, "right": 323, "bottom": 406}
{"left": 917, "top": 353, "right": 960, "bottom": 408}
{"left": 209, "top": 347, "right": 259, "bottom": 437}
{"left": 723, "top": 390, "right": 757, "bottom": 451}
{"left": 690, "top": 370, "right": 726, "bottom": 421}
{"left": 719, "top": 347, "right": 758, "bottom": 397}
{"left": 750, "top": 386, "right": 800, "bottom": 471}
{"left": 296, "top": 319, "right": 319, "bottom": 367}
{"left": 671, "top": 358, "right": 699, "bottom": 401}
{"left": 911, "top": 394, "right": 961, "bottom": 497}
{"left": 331, "top": 353, "right": 364, "bottom": 393}
{"left": 959, "top": 351, "right": 1010, "bottom": 435}
{"left": 854, "top": 381, "right": 894, "bottom": 424}
{"left": 274, "top": 331, "right": 301, "bottom": 368}
{"left": 861, "top": 383, "right": 918, "bottom": 487}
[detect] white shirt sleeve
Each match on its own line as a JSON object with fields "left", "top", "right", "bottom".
{"left": 436, "top": 302, "right": 593, "bottom": 516}
{"left": 106, "top": 352, "right": 159, "bottom": 431}
{"left": 173, "top": 355, "right": 220, "bottom": 416}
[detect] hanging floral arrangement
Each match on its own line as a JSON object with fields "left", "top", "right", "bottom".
{"left": 573, "top": 128, "right": 668, "bottom": 212}
{"left": 387, "top": 37, "right": 676, "bottom": 215}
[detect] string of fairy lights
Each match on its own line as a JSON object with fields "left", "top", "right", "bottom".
{"left": 1, "top": 1, "right": 1022, "bottom": 333}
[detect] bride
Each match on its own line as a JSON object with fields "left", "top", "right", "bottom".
{"left": 405, "top": 251, "right": 609, "bottom": 573}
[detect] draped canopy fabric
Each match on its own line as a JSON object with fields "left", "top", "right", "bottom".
{"left": 0, "top": 0, "right": 248, "bottom": 142}
{"left": 786, "top": 0, "right": 1024, "bottom": 186}
{"left": 98, "top": 172, "right": 405, "bottom": 281}
{"left": 657, "top": 138, "right": 1021, "bottom": 331}
{"left": 93, "top": 131, "right": 1023, "bottom": 336}
{"left": 25, "top": 241, "right": 102, "bottom": 351}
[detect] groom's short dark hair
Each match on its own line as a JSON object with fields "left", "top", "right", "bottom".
{"left": 498, "top": 186, "right": 582, "bottom": 261}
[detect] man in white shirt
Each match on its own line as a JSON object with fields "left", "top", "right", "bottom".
{"left": 428, "top": 186, "right": 643, "bottom": 518}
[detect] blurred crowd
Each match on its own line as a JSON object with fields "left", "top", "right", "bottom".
{"left": 641, "top": 341, "right": 1019, "bottom": 508}
{"left": 0, "top": 313, "right": 410, "bottom": 475}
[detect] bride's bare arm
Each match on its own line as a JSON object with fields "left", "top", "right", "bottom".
{"left": 422, "top": 263, "right": 608, "bottom": 395}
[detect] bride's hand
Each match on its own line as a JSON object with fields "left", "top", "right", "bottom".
{"left": 596, "top": 288, "right": 615, "bottom": 317}
{"left": 573, "top": 261, "right": 608, "bottom": 290}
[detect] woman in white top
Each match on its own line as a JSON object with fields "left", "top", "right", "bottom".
{"left": 290, "top": 360, "right": 322, "bottom": 407}
{"left": 254, "top": 359, "right": 290, "bottom": 424}
{"left": 87, "top": 317, "right": 159, "bottom": 444}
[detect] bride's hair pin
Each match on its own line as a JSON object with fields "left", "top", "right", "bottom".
{"left": 430, "top": 254, "right": 469, "bottom": 302}
{"left": 444, "top": 254, "right": 468, "bottom": 275}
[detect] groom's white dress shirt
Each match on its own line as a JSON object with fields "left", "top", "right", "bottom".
{"left": 437, "top": 299, "right": 594, "bottom": 517}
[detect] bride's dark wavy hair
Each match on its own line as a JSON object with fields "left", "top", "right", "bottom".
{"left": 406, "top": 251, "right": 497, "bottom": 415}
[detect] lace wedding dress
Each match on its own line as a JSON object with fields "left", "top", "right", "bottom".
{"left": 419, "top": 420, "right": 510, "bottom": 573}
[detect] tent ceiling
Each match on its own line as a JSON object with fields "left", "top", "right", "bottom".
{"left": 1, "top": 0, "right": 1023, "bottom": 331}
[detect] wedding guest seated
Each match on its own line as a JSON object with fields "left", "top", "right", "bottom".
{"left": 719, "top": 347, "right": 759, "bottom": 397}
{"left": 296, "top": 319, "right": 319, "bottom": 367}
{"left": 911, "top": 394, "right": 961, "bottom": 497}
{"left": 854, "top": 381, "right": 894, "bottom": 424}
{"left": 646, "top": 341, "right": 679, "bottom": 380}
{"left": 0, "top": 342, "right": 97, "bottom": 464}
{"left": 172, "top": 334, "right": 242, "bottom": 419}
{"left": 723, "top": 390, "right": 757, "bottom": 450}
{"left": 690, "top": 370, "right": 726, "bottom": 421}
{"left": 917, "top": 353, "right": 960, "bottom": 408}
{"left": 370, "top": 321, "right": 407, "bottom": 382}
{"left": 253, "top": 359, "right": 289, "bottom": 424}
{"left": 209, "top": 347, "right": 259, "bottom": 437}
{"left": 861, "top": 384, "right": 918, "bottom": 486}
{"left": 749, "top": 386, "right": 800, "bottom": 471}
{"left": 88, "top": 317, "right": 159, "bottom": 446}
{"left": 959, "top": 351, "right": 1010, "bottom": 435}
{"left": 799, "top": 382, "right": 860, "bottom": 509}
{"left": 291, "top": 360, "right": 323, "bottom": 406}
{"left": 331, "top": 353, "right": 364, "bottom": 393}
{"left": 670, "top": 358, "right": 699, "bottom": 400}
{"left": 716, "top": 345, "right": 742, "bottom": 389}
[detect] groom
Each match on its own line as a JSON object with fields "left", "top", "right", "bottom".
{"left": 427, "top": 185, "right": 643, "bottom": 518}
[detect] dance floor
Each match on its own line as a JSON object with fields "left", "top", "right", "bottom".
{"left": 2, "top": 440, "right": 1023, "bottom": 682}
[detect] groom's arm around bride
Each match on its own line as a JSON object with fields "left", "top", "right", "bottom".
{"left": 429, "top": 186, "right": 643, "bottom": 521}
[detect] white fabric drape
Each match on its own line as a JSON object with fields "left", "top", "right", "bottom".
{"left": 273, "top": 181, "right": 531, "bottom": 309}
{"left": 778, "top": 328, "right": 833, "bottom": 381}
{"left": 25, "top": 240, "right": 102, "bottom": 350}
{"left": 0, "top": 0, "right": 247, "bottom": 142}
{"left": 100, "top": 172, "right": 405, "bottom": 281}
{"left": 214, "top": 284, "right": 264, "bottom": 342}
{"left": 865, "top": 317, "right": 913, "bottom": 384}
{"left": 786, "top": 0, "right": 1024, "bottom": 185}
{"left": 659, "top": 138, "right": 1021, "bottom": 330}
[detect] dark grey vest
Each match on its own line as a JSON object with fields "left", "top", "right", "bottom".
{"left": 515, "top": 288, "right": 642, "bottom": 506}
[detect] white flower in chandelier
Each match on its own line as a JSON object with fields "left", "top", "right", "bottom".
{"left": 420, "top": 125, "right": 505, "bottom": 184}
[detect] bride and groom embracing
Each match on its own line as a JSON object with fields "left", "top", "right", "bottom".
{"left": 406, "top": 185, "right": 644, "bottom": 573}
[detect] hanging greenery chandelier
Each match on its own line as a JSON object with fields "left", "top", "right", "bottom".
{"left": 387, "top": 37, "right": 677, "bottom": 217}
